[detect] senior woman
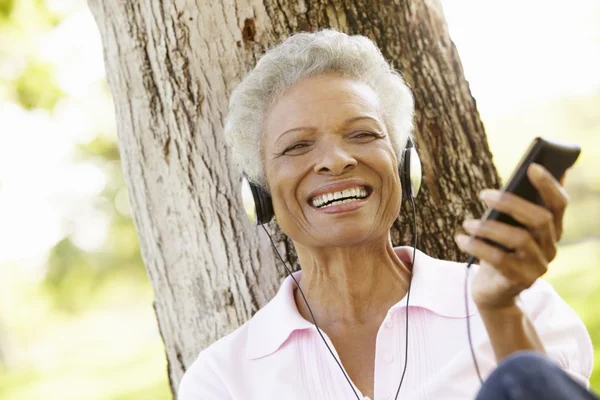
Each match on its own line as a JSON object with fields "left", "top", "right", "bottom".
{"left": 179, "top": 30, "right": 595, "bottom": 400}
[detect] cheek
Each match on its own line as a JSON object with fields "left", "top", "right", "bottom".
{"left": 386, "top": 174, "right": 402, "bottom": 214}
{"left": 378, "top": 153, "right": 402, "bottom": 213}
{"left": 374, "top": 148, "right": 400, "bottom": 186}
{"left": 267, "top": 163, "right": 305, "bottom": 214}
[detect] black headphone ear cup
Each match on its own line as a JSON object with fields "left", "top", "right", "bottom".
{"left": 400, "top": 138, "right": 422, "bottom": 200}
{"left": 400, "top": 148, "right": 412, "bottom": 200}
{"left": 254, "top": 184, "right": 274, "bottom": 225}
{"left": 241, "top": 174, "right": 274, "bottom": 225}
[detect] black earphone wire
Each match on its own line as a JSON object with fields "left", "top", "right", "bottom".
{"left": 261, "top": 224, "right": 362, "bottom": 400}
{"left": 393, "top": 194, "right": 417, "bottom": 400}
{"left": 465, "top": 254, "right": 484, "bottom": 384}
{"left": 260, "top": 194, "right": 417, "bottom": 400}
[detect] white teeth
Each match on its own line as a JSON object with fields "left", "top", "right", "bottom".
{"left": 321, "top": 198, "right": 358, "bottom": 208}
{"left": 310, "top": 186, "right": 369, "bottom": 208}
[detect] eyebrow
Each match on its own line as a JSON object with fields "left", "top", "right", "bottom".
{"left": 275, "top": 115, "right": 382, "bottom": 144}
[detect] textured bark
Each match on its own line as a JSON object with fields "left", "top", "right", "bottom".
{"left": 88, "top": 0, "right": 500, "bottom": 396}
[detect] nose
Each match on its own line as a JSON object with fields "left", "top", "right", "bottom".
{"left": 313, "top": 140, "right": 357, "bottom": 175}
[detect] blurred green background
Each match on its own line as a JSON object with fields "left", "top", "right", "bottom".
{"left": 0, "top": 0, "right": 598, "bottom": 399}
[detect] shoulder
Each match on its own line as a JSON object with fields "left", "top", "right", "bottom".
{"left": 178, "top": 273, "right": 304, "bottom": 399}
{"left": 177, "top": 321, "right": 251, "bottom": 400}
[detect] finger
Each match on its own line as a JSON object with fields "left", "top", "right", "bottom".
{"left": 455, "top": 234, "right": 546, "bottom": 286}
{"left": 463, "top": 219, "right": 533, "bottom": 252}
{"left": 463, "top": 218, "right": 557, "bottom": 262}
{"left": 480, "top": 189, "right": 557, "bottom": 253}
{"left": 527, "top": 163, "right": 569, "bottom": 240}
{"left": 559, "top": 171, "right": 567, "bottom": 187}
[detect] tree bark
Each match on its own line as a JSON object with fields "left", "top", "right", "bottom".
{"left": 88, "top": 0, "right": 500, "bottom": 396}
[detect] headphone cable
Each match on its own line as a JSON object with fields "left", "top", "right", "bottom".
{"left": 261, "top": 224, "right": 361, "bottom": 400}
{"left": 465, "top": 255, "right": 484, "bottom": 384}
{"left": 393, "top": 194, "right": 417, "bottom": 399}
{"left": 261, "top": 196, "right": 417, "bottom": 399}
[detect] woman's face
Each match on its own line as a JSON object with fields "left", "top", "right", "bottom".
{"left": 263, "top": 75, "right": 402, "bottom": 247}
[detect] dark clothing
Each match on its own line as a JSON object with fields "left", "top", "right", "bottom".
{"left": 476, "top": 351, "right": 598, "bottom": 400}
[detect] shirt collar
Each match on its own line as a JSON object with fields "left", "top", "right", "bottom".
{"left": 246, "top": 246, "right": 478, "bottom": 360}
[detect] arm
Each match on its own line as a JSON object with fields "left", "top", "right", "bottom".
{"left": 477, "top": 303, "right": 545, "bottom": 362}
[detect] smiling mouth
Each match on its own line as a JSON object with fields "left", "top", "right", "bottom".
{"left": 309, "top": 186, "right": 373, "bottom": 209}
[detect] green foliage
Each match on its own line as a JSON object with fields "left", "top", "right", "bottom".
{"left": 32, "top": 0, "right": 61, "bottom": 28}
{"left": 0, "top": 284, "right": 171, "bottom": 399}
{"left": 13, "top": 61, "right": 64, "bottom": 110}
{"left": 0, "top": 0, "right": 16, "bottom": 20}
{"left": 78, "top": 135, "right": 122, "bottom": 162}
{"left": 44, "top": 238, "right": 100, "bottom": 313}
{"left": 0, "top": 0, "right": 61, "bottom": 29}
{"left": 43, "top": 227, "right": 146, "bottom": 314}
{"left": 546, "top": 241, "right": 600, "bottom": 391}
{"left": 43, "top": 205, "right": 145, "bottom": 314}
{"left": 41, "top": 133, "right": 146, "bottom": 313}
{"left": 0, "top": 0, "right": 64, "bottom": 110}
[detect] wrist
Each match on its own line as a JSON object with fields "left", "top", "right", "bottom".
{"left": 476, "top": 301, "right": 546, "bottom": 361}
{"left": 474, "top": 295, "right": 518, "bottom": 314}
{"left": 476, "top": 299, "right": 523, "bottom": 320}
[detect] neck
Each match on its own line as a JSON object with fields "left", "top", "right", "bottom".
{"left": 293, "top": 237, "right": 412, "bottom": 329}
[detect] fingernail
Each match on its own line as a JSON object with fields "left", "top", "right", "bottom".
{"left": 455, "top": 234, "right": 469, "bottom": 247}
{"left": 462, "top": 219, "right": 480, "bottom": 230}
{"left": 530, "top": 163, "right": 545, "bottom": 178}
{"left": 480, "top": 189, "right": 500, "bottom": 201}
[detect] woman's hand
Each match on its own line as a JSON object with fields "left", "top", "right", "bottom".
{"left": 454, "top": 163, "right": 569, "bottom": 310}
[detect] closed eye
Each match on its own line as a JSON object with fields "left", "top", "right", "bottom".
{"left": 356, "top": 132, "right": 377, "bottom": 138}
{"left": 353, "top": 131, "right": 384, "bottom": 139}
{"left": 283, "top": 142, "right": 310, "bottom": 154}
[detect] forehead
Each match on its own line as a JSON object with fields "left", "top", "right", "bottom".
{"left": 264, "top": 75, "right": 383, "bottom": 135}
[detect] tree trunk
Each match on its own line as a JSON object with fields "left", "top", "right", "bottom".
{"left": 88, "top": 0, "right": 500, "bottom": 396}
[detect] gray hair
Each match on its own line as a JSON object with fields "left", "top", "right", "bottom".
{"left": 224, "top": 29, "right": 415, "bottom": 191}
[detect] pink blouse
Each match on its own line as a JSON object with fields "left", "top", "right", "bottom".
{"left": 178, "top": 247, "right": 593, "bottom": 399}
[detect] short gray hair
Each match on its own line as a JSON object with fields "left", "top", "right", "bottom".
{"left": 224, "top": 29, "right": 415, "bottom": 191}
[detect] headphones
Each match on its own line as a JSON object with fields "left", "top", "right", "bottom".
{"left": 241, "top": 136, "right": 422, "bottom": 225}
{"left": 240, "top": 136, "right": 422, "bottom": 399}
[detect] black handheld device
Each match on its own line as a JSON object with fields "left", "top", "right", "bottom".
{"left": 479, "top": 137, "right": 581, "bottom": 249}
